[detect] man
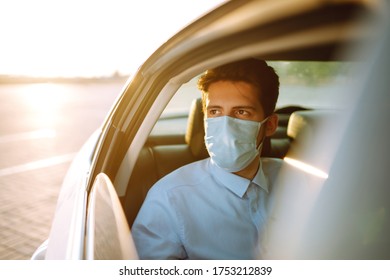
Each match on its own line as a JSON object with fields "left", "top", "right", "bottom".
{"left": 132, "top": 58, "right": 282, "bottom": 259}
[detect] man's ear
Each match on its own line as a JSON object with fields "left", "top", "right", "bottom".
{"left": 265, "top": 113, "right": 278, "bottom": 137}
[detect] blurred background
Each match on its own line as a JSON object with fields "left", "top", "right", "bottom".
{"left": 0, "top": 0, "right": 224, "bottom": 259}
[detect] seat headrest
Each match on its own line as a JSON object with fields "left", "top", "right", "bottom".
{"left": 185, "top": 98, "right": 209, "bottom": 159}
{"left": 286, "top": 109, "right": 342, "bottom": 173}
{"left": 287, "top": 110, "right": 339, "bottom": 140}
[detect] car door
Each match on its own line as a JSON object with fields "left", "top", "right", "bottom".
{"left": 85, "top": 173, "right": 138, "bottom": 259}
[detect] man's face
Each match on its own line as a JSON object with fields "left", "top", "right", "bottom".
{"left": 205, "top": 80, "right": 267, "bottom": 145}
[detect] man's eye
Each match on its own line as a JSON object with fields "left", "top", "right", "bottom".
{"left": 208, "top": 109, "right": 219, "bottom": 117}
{"left": 237, "top": 110, "right": 248, "bottom": 116}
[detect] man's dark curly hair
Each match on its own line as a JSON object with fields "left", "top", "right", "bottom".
{"left": 197, "top": 58, "right": 279, "bottom": 116}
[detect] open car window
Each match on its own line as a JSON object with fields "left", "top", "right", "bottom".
{"left": 271, "top": 61, "right": 357, "bottom": 110}
{"left": 151, "top": 61, "right": 356, "bottom": 139}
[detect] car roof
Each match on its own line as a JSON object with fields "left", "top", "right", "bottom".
{"left": 142, "top": 0, "right": 380, "bottom": 72}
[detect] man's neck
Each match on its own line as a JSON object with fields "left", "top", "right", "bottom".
{"left": 233, "top": 157, "right": 260, "bottom": 180}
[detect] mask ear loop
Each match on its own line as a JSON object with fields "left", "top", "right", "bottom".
{"left": 250, "top": 117, "right": 270, "bottom": 180}
{"left": 256, "top": 117, "right": 269, "bottom": 150}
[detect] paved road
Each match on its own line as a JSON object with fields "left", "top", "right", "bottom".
{"left": 0, "top": 80, "right": 124, "bottom": 259}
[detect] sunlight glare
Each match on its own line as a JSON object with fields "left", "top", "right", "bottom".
{"left": 284, "top": 157, "right": 329, "bottom": 179}
{"left": 19, "top": 83, "right": 67, "bottom": 112}
{"left": 16, "top": 83, "right": 73, "bottom": 128}
{"left": 0, "top": 0, "right": 226, "bottom": 78}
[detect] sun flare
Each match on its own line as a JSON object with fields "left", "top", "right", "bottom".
{"left": 0, "top": 0, "right": 225, "bottom": 78}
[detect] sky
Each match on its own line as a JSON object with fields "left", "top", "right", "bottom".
{"left": 0, "top": 0, "right": 225, "bottom": 78}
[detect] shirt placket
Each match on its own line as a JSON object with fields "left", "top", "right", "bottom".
{"left": 246, "top": 182, "right": 267, "bottom": 233}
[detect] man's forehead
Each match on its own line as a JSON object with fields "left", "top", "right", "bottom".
{"left": 207, "top": 81, "right": 261, "bottom": 101}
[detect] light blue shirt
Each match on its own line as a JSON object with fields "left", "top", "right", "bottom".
{"left": 132, "top": 157, "right": 283, "bottom": 260}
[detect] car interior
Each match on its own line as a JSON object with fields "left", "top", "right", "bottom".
{"left": 110, "top": 0, "right": 383, "bottom": 234}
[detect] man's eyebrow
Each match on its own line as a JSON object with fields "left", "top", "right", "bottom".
{"left": 205, "top": 105, "right": 258, "bottom": 111}
{"left": 231, "top": 105, "right": 257, "bottom": 110}
{"left": 206, "top": 105, "right": 222, "bottom": 109}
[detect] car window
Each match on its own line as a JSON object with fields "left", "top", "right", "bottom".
{"left": 152, "top": 61, "right": 355, "bottom": 137}
{"left": 270, "top": 61, "right": 356, "bottom": 110}
{"left": 163, "top": 76, "right": 202, "bottom": 116}
{"left": 167, "top": 61, "right": 354, "bottom": 112}
{"left": 150, "top": 76, "right": 201, "bottom": 138}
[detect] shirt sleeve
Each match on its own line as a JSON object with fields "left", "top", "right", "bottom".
{"left": 131, "top": 186, "right": 186, "bottom": 259}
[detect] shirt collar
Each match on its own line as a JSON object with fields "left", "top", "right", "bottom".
{"left": 209, "top": 158, "right": 269, "bottom": 198}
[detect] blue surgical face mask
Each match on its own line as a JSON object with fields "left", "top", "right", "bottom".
{"left": 204, "top": 116, "right": 268, "bottom": 172}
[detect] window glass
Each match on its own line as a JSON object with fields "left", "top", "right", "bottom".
{"left": 162, "top": 76, "right": 201, "bottom": 116}
{"left": 154, "top": 61, "right": 355, "bottom": 136}
{"left": 164, "top": 62, "right": 355, "bottom": 113}
{"left": 269, "top": 61, "right": 355, "bottom": 110}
